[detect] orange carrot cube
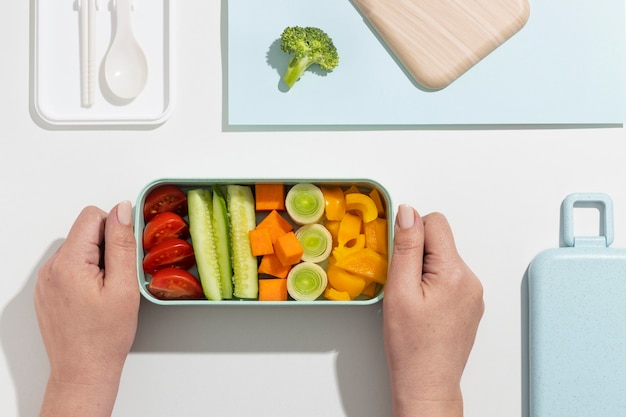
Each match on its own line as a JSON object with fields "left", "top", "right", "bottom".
{"left": 258, "top": 278, "right": 288, "bottom": 301}
{"left": 255, "top": 184, "right": 286, "bottom": 211}
{"left": 274, "top": 231, "right": 304, "bottom": 266}
{"left": 256, "top": 210, "right": 293, "bottom": 243}
{"left": 249, "top": 228, "right": 274, "bottom": 256}
{"left": 258, "top": 254, "right": 292, "bottom": 279}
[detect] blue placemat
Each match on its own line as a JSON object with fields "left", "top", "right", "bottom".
{"left": 227, "top": 0, "right": 626, "bottom": 126}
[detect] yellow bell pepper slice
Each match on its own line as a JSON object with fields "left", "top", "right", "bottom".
{"left": 327, "top": 264, "right": 367, "bottom": 298}
{"left": 332, "top": 234, "right": 365, "bottom": 260}
{"left": 335, "top": 247, "right": 388, "bottom": 284}
{"left": 368, "top": 188, "right": 386, "bottom": 218}
{"left": 364, "top": 217, "right": 388, "bottom": 256}
{"left": 345, "top": 193, "right": 378, "bottom": 223}
{"left": 323, "top": 287, "right": 352, "bottom": 301}
{"left": 337, "top": 212, "right": 362, "bottom": 246}
{"left": 321, "top": 186, "right": 346, "bottom": 221}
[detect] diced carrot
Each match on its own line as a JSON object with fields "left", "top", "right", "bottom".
{"left": 364, "top": 217, "right": 388, "bottom": 255}
{"left": 258, "top": 278, "right": 288, "bottom": 301}
{"left": 323, "top": 287, "right": 351, "bottom": 301}
{"left": 274, "top": 231, "right": 304, "bottom": 266}
{"left": 255, "top": 184, "right": 285, "bottom": 211}
{"left": 258, "top": 254, "right": 292, "bottom": 279}
{"left": 256, "top": 210, "right": 293, "bottom": 243}
{"left": 248, "top": 227, "right": 274, "bottom": 256}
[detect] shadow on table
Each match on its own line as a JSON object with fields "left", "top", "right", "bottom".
{"left": 1, "top": 237, "right": 392, "bottom": 417}
{"left": 0, "top": 241, "right": 61, "bottom": 417}
{"left": 133, "top": 299, "right": 392, "bottom": 417}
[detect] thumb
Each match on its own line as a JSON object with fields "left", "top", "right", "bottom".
{"left": 103, "top": 201, "right": 137, "bottom": 289}
{"left": 386, "top": 204, "right": 425, "bottom": 294}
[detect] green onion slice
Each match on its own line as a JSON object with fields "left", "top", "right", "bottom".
{"left": 285, "top": 183, "right": 325, "bottom": 225}
{"left": 287, "top": 262, "right": 328, "bottom": 301}
{"left": 295, "top": 223, "right": 333, "bottom": 263}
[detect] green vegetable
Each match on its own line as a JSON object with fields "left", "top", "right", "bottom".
{"left": 287, "top": 262, "right": 328, "bottom": 301}
{"left": 226, "top": 185, "right": 259, "bottom": 299}
{"left": 279, "top": 26, "right": 339, "bottom": 88}
{"left": 212, "top": 186, "right": 233, "bottom": 299}
{"left": 295, "top": 223, "right": 333, "bottom": 263}
{"left": 188, "top": 189, "right": 223, "bottom": 301}
{"left": 285, "top": 183, "right": 325, "bottom": 225}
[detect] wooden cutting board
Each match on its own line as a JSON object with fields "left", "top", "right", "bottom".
{"left": 352, "top": 0, "right": 530, "bottom": 89}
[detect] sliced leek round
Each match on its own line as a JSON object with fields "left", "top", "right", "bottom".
{"left": 295, "top": 223, "right": 333, "bottom": 263}
{"left": 285, "top": 183, "right": 325, "bottom": 225}
{"left": 287, "top": 262, "right": 328, "bottom": 301}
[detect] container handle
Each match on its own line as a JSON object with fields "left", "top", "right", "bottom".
{"left": 561, "top": 193, "right": 614, "bottom": 248}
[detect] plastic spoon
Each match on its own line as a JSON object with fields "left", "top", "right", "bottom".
{"left": 102, "top": 0, "right": 148, "bottom": 100}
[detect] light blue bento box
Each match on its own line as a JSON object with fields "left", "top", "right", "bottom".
{"left": 134, "top": 178, "right": 393, "bottom": 306}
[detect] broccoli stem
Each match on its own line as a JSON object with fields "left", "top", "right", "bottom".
{"left": 283, "top": 56, "right": 314, "bottom": 88}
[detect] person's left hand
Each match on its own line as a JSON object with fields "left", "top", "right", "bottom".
{"left": 35, "top": 202, "right": 139, "bottom": 417}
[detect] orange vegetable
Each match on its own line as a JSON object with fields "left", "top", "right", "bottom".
{"left": 256, "top": 210, "right": 293, "bottom": 243}
{"left": 335, "top": 247, "right": 388, "bottom": 284}
{"left": 321, "top": 186, "right": 346, "bottom": 221}
{"left": 274, "top": 231, "right": 304, "bottom": 266}
{"left": 255, "top": 184, "right": 285, "bottom": 211}
{"left": 324, "top": 220, "right": 340, "bottom": 248}
{"left": 368, "top": 188, "right": 385, "bottom": 218}
{"left": 345, "top": 192, "right": 378, "bottom": 223}
{"left": 337, "top": 212, "right": 362, "bottom": 245}
{"left": 332, "top": 234, "right": 365, "bottom": 260}
{"left": 248, "top": 227, "right": 274, "bottom": 256}
{"left": 327, "top": 264, "right": 367, "bottom": 298}
{"left": 258, "top": 254, "right": 292, "bottom": 279}
{"left": 364, "top": 218, "right": 388, "bottom": 255}
{"left": 323, "top": 287, "right": 351, "bottom": 301}
{"left": 361, "top": 281, "right": 377, "bottom": 298}
{"left": 258, "top": 278, "right": 288, "bottom": 301}
{"left": 344, "top": 185, "right": 360, "bottom": 195}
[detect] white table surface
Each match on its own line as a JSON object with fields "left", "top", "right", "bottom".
{"left": 1, "top": 1, "right": 625, "bottom": 416}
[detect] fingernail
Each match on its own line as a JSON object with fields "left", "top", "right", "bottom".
{"left": 397, "top": 204, "right": 415, "bottom": 229}
{"left": 117, "top": 201, "right": 132, "bottom": 226}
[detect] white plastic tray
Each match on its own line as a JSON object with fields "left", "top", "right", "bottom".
{"left": 33, "top": 0, "right": 175, "bottom": 127}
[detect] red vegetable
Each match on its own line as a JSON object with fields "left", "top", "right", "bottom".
{"left": 143, "top": 185, "right": 187, "bottom": 221}
{"left": 148, "top": 268, "right": 204, "bottom": 300}
{"left": 142, "top": 212, "right": 189, "bottom": 251}
{"left": 142, "top": 238, "right": 195, "bottom": 274}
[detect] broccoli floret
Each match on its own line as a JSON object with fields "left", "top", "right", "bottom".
{"left": 279, "top": 26, "right": 339, "bottom": 88}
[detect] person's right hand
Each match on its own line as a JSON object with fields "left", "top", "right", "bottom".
{"left": 383, "top": 205, "right": 484, "bottom": 417}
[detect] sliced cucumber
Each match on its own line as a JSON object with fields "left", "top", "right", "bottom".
{"left": 226, "top": 185, "right": 258, "bottom": 299}
{"left": 187, "top": 189, "right": 223, "bottom": 301}
{"left": 212, "top": 186, "right": 233, "bottom": 299}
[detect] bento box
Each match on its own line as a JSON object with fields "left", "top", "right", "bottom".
{"left": 135, "top": 178, "right": 393, "bottom": 305}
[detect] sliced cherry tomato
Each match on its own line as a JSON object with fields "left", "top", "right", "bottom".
{"left": 148, "top": 268, "right": 204, "bottom": 300}
{"left": 143, "top": 238, "right": 196, "bottom": 274}
{"left": 143, "top": 212, "right": 189, "bottom": 251}
{"left": 143, "top": 185, "right": 188, "bottom": 221}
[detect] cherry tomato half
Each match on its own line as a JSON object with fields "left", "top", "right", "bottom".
{"left": 142, "top": 238, "right": 196, "bottom": 274}
{"left": 148, "top": 268, "right": 204, "bottom": 300}
{"left": 143, "top": 185, "right": 188, "bottom": 221}
{"left": 143, "top": 212, "right": 189, "bottom": 251}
